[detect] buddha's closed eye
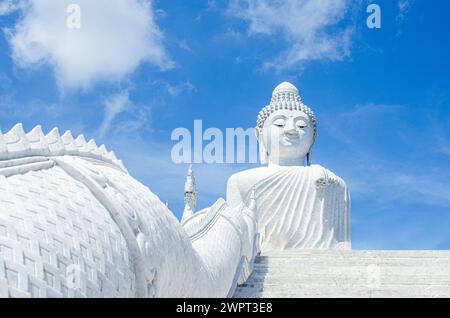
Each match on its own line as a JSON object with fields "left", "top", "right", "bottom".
{"left": 273, "top": 118, "right": 286, "bottom": 127}
{"left": 296, "top": 121, "right": 307, "bottom": 129}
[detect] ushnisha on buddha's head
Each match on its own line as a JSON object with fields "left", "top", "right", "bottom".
{"left": 256, "top": 82, "right": 317, "bottom": 167}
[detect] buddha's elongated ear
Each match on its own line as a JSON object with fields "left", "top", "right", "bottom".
{"left": 255, "top": 127, "right": 268, "bottom": 165}
{"left": 306, "top": 131, "right": 316, "bottom": 166}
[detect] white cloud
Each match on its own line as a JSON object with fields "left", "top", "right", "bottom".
{"left": 0, "top": 93, "right": 61, "bottom": 120}
{"left": 178, "top": 39, "right": 192, "bottom": 53}
{"left": 388, "top": 171, "right": 450, "bottom": 207}
{"left": 3, "top": 0, "right": 172, "bottom": 91}
{"left": 97, "top": 90, "right": 153, "bottom": 139}
{"left": 0, "top": 73, "right": 12, "bottom": 89}
{"left": 152, "top": 80, "right": 196, "bottom": 97}
{"left": 397, "top": 0, "right": 412, "bottom": 21}
{"left": 207, "top": 0, "right": 218, "bottom": 11}
{"left": 228, "top": 0, "right": 354, "bottom": 70}
{"left": 166, "top": 81, "right": 196, "bottom": 97}
{"left": 0, "top": 0, "right": 24, "bottom": 15}
{"left": 98, "top": 91, "right": 132, "bottom": 138}
{"left": 321, "top": 102, "right": 450, "bottom": 208}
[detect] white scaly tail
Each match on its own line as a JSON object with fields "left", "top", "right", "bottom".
{"left": 0, "top": 124, "right": 258, "bottom": 298}
{"left": 0, "top": 123, "right": 126, "bottom": 171}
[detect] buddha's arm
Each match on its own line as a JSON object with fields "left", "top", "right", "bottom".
{"left": 226, "top": 174, "right": 244, "bottom": 209}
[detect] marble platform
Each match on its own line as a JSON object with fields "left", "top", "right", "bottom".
{"left": 234, "top": 249, "right": 450, "bottom": 298}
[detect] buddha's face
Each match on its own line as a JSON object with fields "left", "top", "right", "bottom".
{"left": 258, "top": 109, "right": 314, "bottom": 164}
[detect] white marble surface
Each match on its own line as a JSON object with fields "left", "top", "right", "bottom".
{"left": 227, "top": 165, "right": 351, "bottom": 252}
{"left": 0, "top": 124, "right": 257, "bottom": 297}
{"left": 227, "top": 82, "right": 351, "bottom": 251}
{"left": 234, "top": 250, "right": 450, "bottom": 298}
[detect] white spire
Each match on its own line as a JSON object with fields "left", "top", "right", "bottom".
{"left": 184, "top": 164, "right": 196, "bottom": 194}
{"left": 182, "top": 165, "right": 197, "bottom": 221}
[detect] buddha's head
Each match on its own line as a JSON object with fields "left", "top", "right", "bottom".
{"left": 256, "top": 82, "right": 317, "bottom": 166}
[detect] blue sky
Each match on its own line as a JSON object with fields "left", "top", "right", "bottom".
{"left": 1, "top": 0, "right": 450, "bottom": 250}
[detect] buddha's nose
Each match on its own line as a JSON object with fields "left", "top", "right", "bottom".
{"left": 284, "top": 121, "right": 298, "bottom": 136}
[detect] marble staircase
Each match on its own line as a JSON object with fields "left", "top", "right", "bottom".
{"left": 233, "top": 250, "right": 450, "bottom": 298}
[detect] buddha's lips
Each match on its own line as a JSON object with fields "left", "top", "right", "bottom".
{"left": 282, "top": 135, "right": 300, "bottom": 143}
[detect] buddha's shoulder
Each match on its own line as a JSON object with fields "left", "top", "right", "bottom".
{"left": 227, "top": 165, "right": 345, "bottom": 179}
{"left": 227, "top": 165, "right": 347, "bottom": 187}
{"left": 309, "top": 164, "right": 347, "bottom": 188}
{"left": 226, "top": 167, "right": 271, "bottom": 207}
{"left": 228, "top": 166, "right": 269, "bottom": 180}
{"left": 227, "top": 167, "right": 269, "bottom": 188}
{"left": 226, "top": 165, "right": 348, "bottom": 205}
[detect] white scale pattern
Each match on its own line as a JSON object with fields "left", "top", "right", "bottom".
{"left": 0, "top": 122, "right": 258, "bottom": 298}
{"left": 0, "top": 165, "right": 135, "bottom": 298}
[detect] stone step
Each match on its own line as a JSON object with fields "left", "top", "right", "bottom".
{"left": 254, "top": 259, "right": 450, "bottom": 267}
{"left": 235, "top": 283, "right": 450, "bottom": 298}
{"left": 260, "top": 249, "right": 450, "bottom": 257}
{"left": 234, "top": 250, "right": 450, "bottom": 298}
{"left": 238, "top": 287, "right": 450, "bottom": 298}
{"left": 234, "top": 289, "right": 450, "bottom": 297}
{"left": 260, "top": 250, "right": 450, "bottom": 258}
{"left": 249, "top": 273, "right": 450, "bottom": 285}
{"left": 253, "top": 263, "right": 448, "bottom": 275}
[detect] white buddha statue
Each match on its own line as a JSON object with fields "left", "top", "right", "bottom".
{"left": 0, "top": 81, "right": 349, "bottom": 298}
{"left": 226, "top": 82, "right": 351, "bottom": 251}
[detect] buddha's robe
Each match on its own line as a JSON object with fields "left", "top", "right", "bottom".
{"left": 240, "top": 165, "right": 351, "bottom": 252}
